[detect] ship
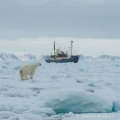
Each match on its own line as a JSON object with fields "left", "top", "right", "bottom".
{"left": 45, "top": 41, "right": 80, "bottom": 63}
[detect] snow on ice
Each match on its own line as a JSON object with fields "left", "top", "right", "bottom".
{"left": 0, "top": 60, "right": 120, "bottom": 119}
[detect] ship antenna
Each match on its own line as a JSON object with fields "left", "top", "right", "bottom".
{"left": 54, "top": 41, "right": 55, "bottom": 60}
{"left": 70, "top": 40, "right": 73, "bottom": 56}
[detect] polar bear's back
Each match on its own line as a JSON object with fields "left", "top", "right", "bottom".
{"left": 20, "top": 65, "right": 31, "bottom": 70}
{"left": 20, "top": 65, "right": 32, "bottom": 75}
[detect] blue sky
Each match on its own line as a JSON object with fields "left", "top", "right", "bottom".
{"left": 0, "top": 0, "right": 120, "bottom": 56}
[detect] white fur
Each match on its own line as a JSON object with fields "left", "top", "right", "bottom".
{"left": 19, "top": 62, "right": 41, "bottom": 80}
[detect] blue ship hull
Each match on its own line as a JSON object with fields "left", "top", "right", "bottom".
{"left": 45, "top": 55, "right": 80, "bottom": 63}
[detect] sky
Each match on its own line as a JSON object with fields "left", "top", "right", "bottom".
{"left": 0, "top": 0, "right": 120, "bottom": 57}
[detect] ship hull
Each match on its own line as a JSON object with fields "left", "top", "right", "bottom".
{"left": 45, "top": 55, "right": 80, "bottom": 63}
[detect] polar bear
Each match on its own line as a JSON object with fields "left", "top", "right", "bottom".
{"left": 19, "top": 62, "right": 41, "bottom": 80}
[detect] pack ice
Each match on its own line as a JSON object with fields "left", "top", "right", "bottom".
{"left": 0, "top": 60, "right": 120, "bottom": 120}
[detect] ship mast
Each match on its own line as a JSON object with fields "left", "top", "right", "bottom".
{"left": 54, "top": 41, "right": 55, "bottom": 60}
{"left": 70, "top": 40, "right": 73, "bottom": 56}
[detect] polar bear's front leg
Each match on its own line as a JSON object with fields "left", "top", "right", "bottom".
{"left": 30, "top": 70, "right": 35, "bottom": 79}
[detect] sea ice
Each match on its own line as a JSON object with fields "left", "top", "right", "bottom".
{"left": 0, "top": 60, "right": 120, "bottom": 120}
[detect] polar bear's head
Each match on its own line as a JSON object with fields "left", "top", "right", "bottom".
{"left": 33, "top": 62, "right": 41, "bottom": 68}
{"left": 37, "top": 62, "right": 41, "bottom": 66}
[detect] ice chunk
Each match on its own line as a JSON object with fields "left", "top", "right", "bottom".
{"left": 12, "top": 105, "right": 28, "bottom": 114}
{"left": 13, "top": 65, "right": 22, "bottom": 71}
{"left": 78, "top": 68, "right": 84, "bottom": 72}
{"left": 17, "top": 113, "right": 43, "bottom": 120}
{"left": 0, "top": 104, "right": 13, "bottom": 111}
{"left": 88, "top": 83, "right": 96, "bottom": 87}
{"left": 0, "top": 111, "right": 16, "bottom": 119}
{"left": 24, "top": 108, "right": 56, "bottom": 116}
{"left": 113, "top": 101, "right": 120, "bottom": 112}
{"left": 8, "top": 116, "right": 19, "bottom": 120}
{"left": 39, "top": 89, "right": 113, "bottom": 114}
